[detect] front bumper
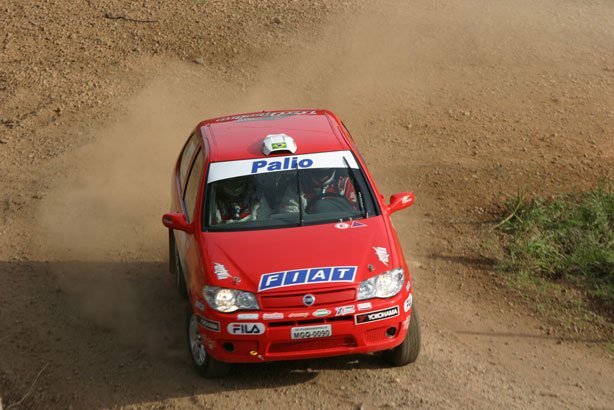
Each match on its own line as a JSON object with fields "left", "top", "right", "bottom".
{"left": 193, "top": 293, "right": 414, "bottom": 363}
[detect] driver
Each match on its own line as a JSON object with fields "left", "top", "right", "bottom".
{"left": 213, "top": 176, "right": 271, "bottom": 224}
{"left": 279, "top": 168, "right": 357, "bottom": 213}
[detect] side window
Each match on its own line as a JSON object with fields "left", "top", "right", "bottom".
{"left": 183, "top": 149, "right": 205, "bottom": 222}
{"left": 179, "top": 133, "right": 199, "bottom": 191}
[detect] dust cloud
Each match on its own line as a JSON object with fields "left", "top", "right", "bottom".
{"left": 32, "top": 0, "right": 569, "bottom": 337}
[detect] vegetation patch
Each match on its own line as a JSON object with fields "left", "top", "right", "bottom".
{"left": 496, "top": 184, "right": 613, "bottom": 335}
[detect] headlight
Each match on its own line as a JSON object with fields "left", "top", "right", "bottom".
{"left": 203, "top": 286, "right": 259, "bottom": 312}
{"left": 357, "top": 268, "right": 405, "bottom": 300}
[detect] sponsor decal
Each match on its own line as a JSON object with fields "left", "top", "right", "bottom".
{"left": 196, "top": 316, "right": 220, "bottom": 332}
{"left": 263, "top": 312, "right": 284, "bottom": 320}
{"left": 406, "top": 281, "right": 411, "bottom": 292}
{"left": 207, "top": 151, "right": 359, "bottom": 183}
{"left": 335, "top": 222, "right": 350, "bottom": 229}
{"left": 313, "top": 309, "right": 331, "bottom": 317}
{"left": 373, "top": 247, "right": 390, "bottom": 266}
{"left": 404, "top": 294, "right": 413, "bottom": 313}
{"left": 258, "top": 266, "right": 356, "bottom": 291}
{"left": 350, "top": 221, "right": 366, "bottom": 228}
{"left": 195, "top": 300, "right": 205, "bottom": 311}
{"left": 214, "top": 110, "right": 317, "bottom": 123}
{"left": 251, "top": 156, "right": 313, "bottom": 174}
{"left": 237, "top": 313, "right": 259, "bottom": 320}
{"left": 355, "top": 306, "right": 400, "bottom": 325}
{"left": 288, "top": 312, "right": 310, "bottom": 319}
{"left": 201, "top": 334, "right": 216, "bottom": 350}
{"left": 335, "top": 305, "right": 355, "bottom": 316}
{"left": 402, "top": 316, "right": 410, "bottom": 331}
{"left": 227, "top": 322, "right": 265, "bottom": 335}
{"left": 402, "top": 195, "right": 413, "bottom": 204}
{"left": 213, "top": 263, "right": 231, "bottom": 280}
{"left": 357, "top": 302, "right": 372, "bottom": 311}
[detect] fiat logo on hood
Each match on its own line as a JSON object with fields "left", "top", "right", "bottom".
{"left": 303, "top": 294, "right": 315, "bottom": 306}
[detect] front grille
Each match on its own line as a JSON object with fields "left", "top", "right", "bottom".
{"left": 259, "top": 288, "right": 356, "bottom": 309}
{"left": 268, "top": 336, "right": 356, "bottom": 353}
{"left": 364, "top": 326, "right": 389, "bottom": 344}
{"left": 267, "top": 316, "right": 354, "bottom": 328}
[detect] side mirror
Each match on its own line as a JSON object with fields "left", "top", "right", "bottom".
{"left": 162, "top": 213, "right": 193, "bottom": 233}
{"left": 387, "top": 192, "right": 415, "bottom": 214}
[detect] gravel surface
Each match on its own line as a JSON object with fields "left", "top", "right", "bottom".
{"left": 1, "top": 0, "right": 613, "bottom": 409}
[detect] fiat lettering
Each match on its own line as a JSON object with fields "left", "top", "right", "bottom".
{"left": 258, "top": 266, "right": 357, "bottom": 291}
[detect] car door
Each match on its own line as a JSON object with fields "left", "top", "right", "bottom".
{"left": 175, "top": 136, "right": 206, "bottom": 295}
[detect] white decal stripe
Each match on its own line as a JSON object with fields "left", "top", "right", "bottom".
{"left": 207, "top": 150, "right": 359, "bottom": 183}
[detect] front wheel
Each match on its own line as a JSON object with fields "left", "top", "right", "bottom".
{"left": 186, "top": 307, "right": 231, "bottom": 378}
{"left": 383, "top": 305, "right": 421, "bottom": 366}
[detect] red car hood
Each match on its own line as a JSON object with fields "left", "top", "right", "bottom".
{"left": 200, "top": 217, "right": 396, "bottom": 293}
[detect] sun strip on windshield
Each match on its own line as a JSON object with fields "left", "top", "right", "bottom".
{"left": 207, "top": 150, "right": 359, "bottom": 183}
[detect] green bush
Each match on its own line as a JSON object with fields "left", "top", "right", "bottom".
{"left": 498, "top": 184, "right": 613, "bottom": 315}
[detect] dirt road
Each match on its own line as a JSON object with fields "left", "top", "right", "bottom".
{"left": 1, "top": 0, "right": 613, "bottom": 408}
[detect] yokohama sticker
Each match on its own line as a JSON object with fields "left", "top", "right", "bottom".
{"left": 196, "top": 316, "right": 220, "bottom": 332}
{"left": 355, "top": 306, "right": 400, "bottom": 325}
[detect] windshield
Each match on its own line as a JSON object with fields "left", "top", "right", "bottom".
{"left": 203, "top": 151, "right": 378, "bottom": 231}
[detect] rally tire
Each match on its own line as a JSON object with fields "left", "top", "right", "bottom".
{"left": 383, "top": 305, "right": 421, "bottom": 366}
{"left": 186, "top": 307, "right": 231, "bottom": 378}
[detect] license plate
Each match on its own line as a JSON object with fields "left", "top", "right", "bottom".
{"left": 290, "top": 324, "right": 332, "bottom": 340}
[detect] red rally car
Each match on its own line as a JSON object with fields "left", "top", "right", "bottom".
{"left": 162, "top": 109, "right": 421, "bottom": 377}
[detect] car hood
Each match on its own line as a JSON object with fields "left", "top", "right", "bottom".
{"left": 200, "top": 217, "right": 396, "bottom": 293}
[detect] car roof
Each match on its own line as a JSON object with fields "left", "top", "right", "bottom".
{"left": 197, "top": 109, "right": 351, "bottom": 162}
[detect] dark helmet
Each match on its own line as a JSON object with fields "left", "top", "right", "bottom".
{"left": 222, "top": 177, "right": 248, "bottom": 198}
{"left": 310, "top": 168, "right": 336, "bottom": 186}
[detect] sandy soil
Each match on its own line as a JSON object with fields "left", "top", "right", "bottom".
{"left": 1, "top": 0, "right": 613, "bottom": 408}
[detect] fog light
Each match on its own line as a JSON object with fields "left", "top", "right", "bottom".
{"left": 223, "top": 343, "right": 234, "bottom": 352}
{"left": 386, "top": 327, "right": 397, "bottom": 337}
{"left": 249, "top": 350, "right": 258, "bottom": 356}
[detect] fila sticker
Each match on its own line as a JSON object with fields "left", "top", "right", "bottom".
{"left": 373, "top": 247, "right": 389, "bottom": 266}
{"left": 258, "top": 266, "right": 356, "bottom": 291}
{"left": 227, "top": 322, "right": 265, "bottom": 335}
